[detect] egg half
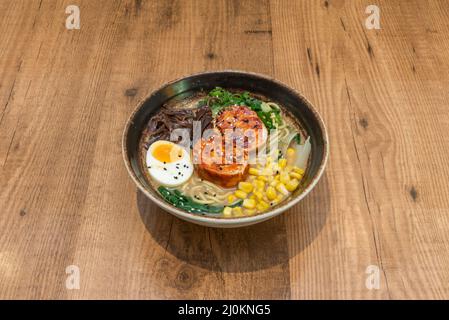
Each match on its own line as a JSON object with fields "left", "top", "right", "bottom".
{"left": 146, "top": 140, "right": 193, "bottom": 187}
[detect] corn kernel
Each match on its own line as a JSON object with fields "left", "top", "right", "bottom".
{"left": 275, "top": 194, "right": 284, "bottom": 202}
{"left": 266, "top": 186, "right": 277, "bottom": 200}
{"left": 238, "top": 181, "right": 253, "bottom": 193}
{"left": 270, "top": 180, "right": 277, "bottom": 187}
{"left": 228, "top": 194, "right": 237, "bottom": 203}
{"left": 286, "top": 178, "right": 300, "bottom": 192}
{"left": 257, "top": 175, "right": 268, "bottom": 182}
{"left": 254, "top": 191, "right": 263, "bottom": 200}
{"left": 243, "top": 198, "right": 256, "bottom": 209}
{"left": 249, "top": 194, "right": 256, "bottom": 200}
{"left": 223, "top": 207, "right": 233, "bottom": 217}
{"left": 235, "top": 190, "right": 247, "bottom": 199}
{"left": 289, "top": 171, "right": 303, "bottom": 180}
{"left": 286, "top": 148, "right": 295, "bottom": 158}
{"left": 293, "top": 167, "right": 305, "bottom": 175}
{"left": 257, "top": 200, "right": 270, "bottom": 211}
{"left": 280, "top": 172, "right": 290, "bottom": 184}
{"left": 249, "top": 168, "right": 260, "bottom": 175}
{"left": 244, "top": 208, "right": 257, "bottom": 216}
{"left": 276, "top": 183, "right": 289, "bottom": 195}
{"left": 233, "top": 207, "right": 243, "bottom": 216}
{"left": 278, "top": 158, "right": 287, "bottom": 169}
{"left": 260, "top": 168, "right": 273, "bottom": 176}
{"left": 255, "top": 180, "right": 265, "bottom": 189}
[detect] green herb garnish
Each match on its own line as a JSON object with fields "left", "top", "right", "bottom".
{"left": 200, "top": 87, "right": 282, "bottom": 129}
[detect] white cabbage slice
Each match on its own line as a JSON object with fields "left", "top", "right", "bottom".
{"left": 293, "top": 136, "right": 311, "bottom": 170}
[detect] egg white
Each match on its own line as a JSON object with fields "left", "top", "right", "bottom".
{"left": 146, "top": 142, "right": 193, "bottom": 187}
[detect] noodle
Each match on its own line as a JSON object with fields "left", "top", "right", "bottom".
{"left": 179, "top": 174, "right": 235, "bottom": 205}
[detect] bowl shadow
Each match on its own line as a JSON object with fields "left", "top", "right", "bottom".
{"left": 137, "top": 173, "right": 330, "bottom": 273}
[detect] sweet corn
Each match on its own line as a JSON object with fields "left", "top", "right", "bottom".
{"left": 254, "top": 191, "right": 264, "bottom": 200}
{"left": 243, "top": 198, "right": 256, "bottom": 209}
{"left": 266, "top": 186, "right": 277, "bottom": 200}
{"left": 235, "top": 190, "right": 248, "bottom": 199}
{"left": 247, "top": 175, "right": 256, "bottom": 182}
{"left": 278, "top": 158, "right": 287, "bottom": 169}
{"left": 249, "top": 168, "right": 260, "bottom": 175}
{"left": 223, "top": 207, "right": 233, "bottom": 217}
{"left": 280, "top": 172, "right": 290, "bottom": 184}
{"left": 257, "top": 200, "right": 270, "bottom": 211}
{"left": 286, "top": 148, "right": 295, "bottom": 158}
{"left": 257, "top": 175, "right": 268, "bottom": 182}
{"left": 255, "top": 180, "right": 265, "bottom": 189}
{"left": 289, "top": 171, "right": 303, "bottom": 180}
{"left": 228, "top": 194, "right": 237, "bottom": 203}
{"left": 233, "top": 207, "right": 243, "bottom": 216}
{"left": 270, "top": 180, "right": 278, "bottom": 187}
{"left": 244, "top": 208, "right": 257, "bottom": 216}
{"left": 293, "top": 167, "right": 305, "bottom": 175}
{"left": 238, "top": 181, "right": 253, "bottom": 193}
{"left": 286, "top": 178, "right": 300, "bottom": 192}
{"left": 276, "top": 182, "right": 289, "bottom": 195}
{"left": 260, "top": 168, "right": 273, "bottom": 176}
{"left": 275, "top": 194, "right": 284, "bottom": 202}
{"left": 249, "top": 194, "right": 256, "bottom": 200}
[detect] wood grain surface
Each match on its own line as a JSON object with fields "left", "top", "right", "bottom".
{"left": 1, "top": 0, "right": 449, "bottom": 299}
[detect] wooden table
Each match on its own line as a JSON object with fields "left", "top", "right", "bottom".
{"left": 1, "top": 0, "right": 449, "bottom": 299}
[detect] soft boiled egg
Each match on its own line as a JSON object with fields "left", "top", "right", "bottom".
{"left": 146, "top": 140, "right": 193, "bottom": 187}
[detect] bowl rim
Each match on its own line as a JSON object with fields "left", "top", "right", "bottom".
{"left": 122, "top": 70, "right": 329, "bottom": 226}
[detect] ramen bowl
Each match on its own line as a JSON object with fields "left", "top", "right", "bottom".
{"left": 122, "top": 70, "right": 328, "bottom": 228}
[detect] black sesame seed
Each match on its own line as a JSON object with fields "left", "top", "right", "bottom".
{"left": 178, "top": 172, "right": 182, "bottom": 175}
{"left": 163, "top": 167, "right": 167, "bottom": 171}
{"left": 174, "top": 176, "right": 178, "bottom": 179}
{"left": 163, "top": 161, "right": 166, "bottom": 164}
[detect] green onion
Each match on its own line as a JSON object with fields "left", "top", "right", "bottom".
{"left": 200, "top": 87, "right": 283, "bottom": 128}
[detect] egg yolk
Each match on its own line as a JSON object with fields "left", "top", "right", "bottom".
{"left": 152, "top": 143, "right": 182, "bottom": 163}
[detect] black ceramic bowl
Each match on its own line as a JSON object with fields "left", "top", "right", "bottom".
{"left": 122, "top": 70, "right": 328, "bottom": 227}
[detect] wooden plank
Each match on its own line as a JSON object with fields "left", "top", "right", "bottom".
{"left": 0, "top": 0, "right": 290, "bottom": 299}
{"left": 271, "top": 0, "right": 449, "bottom": 299}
